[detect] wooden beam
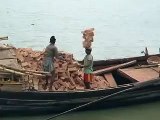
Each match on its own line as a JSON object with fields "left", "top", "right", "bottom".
{"left": 92, "top": 54, "right": 160, "bottom": 67}
{"left": 134, "top": 64, "right": 159, "bottom": 69}
{"left": 93, "top": 60, "right": 137, "bottom": 75}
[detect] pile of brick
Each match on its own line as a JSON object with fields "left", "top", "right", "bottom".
{"left": 16, "top": 48, "right": 43, "bottom": 71}
{"left": 16, "top": 48, "right": 109, "bottom": 91}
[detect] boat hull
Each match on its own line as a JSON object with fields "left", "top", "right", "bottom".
{"left": 1, "top": 53, "right": 160, "bottom": 116}
{"left": 1, "top": 81, "right": 160, "bottom": 115}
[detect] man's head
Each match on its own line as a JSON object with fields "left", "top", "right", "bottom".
{"left": 85, "top": 48, "right": 92, "bottom": 55}
{"left": 50, "top": 36, "right": 56, "bottom": 44}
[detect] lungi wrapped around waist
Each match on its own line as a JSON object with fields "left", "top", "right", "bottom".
{"left": 43, "top": 57, "right": 54, "bottom": 72}
{"left": 84, "top": 73, "right": 93, "bottom": 82}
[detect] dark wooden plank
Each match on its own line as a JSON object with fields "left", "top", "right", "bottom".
{"left": 104, "top": 73, "right": 117, "bottom": 87}
{"left": 92, "top": 54, "right": 160, "bottom": 66}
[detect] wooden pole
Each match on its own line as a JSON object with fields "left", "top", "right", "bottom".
{"left": 93, "top": 60, "right": 137, "bottom": 75}
{"left": 0, "top": 36, "right": 8, "bottom": 40}
{"left": 0, "top": 66, "right": 24, "bottom": 75}
{"left": 0, "top": 63, "right": 50, "bottom": 75}
{"left": 0, "top": 65, "right": 46, "bottom": 77}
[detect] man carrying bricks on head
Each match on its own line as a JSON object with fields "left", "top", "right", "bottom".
{"left": 80, "top": 28, "right": 95, "bottom": 89}
{"left": 83, "top": 48, "right": 94, "bottom": 89}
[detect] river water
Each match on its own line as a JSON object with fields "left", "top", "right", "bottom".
{"left": 0, "top": 0, "right": 160, "bottom": 60}
{"left": 0, "top": 0, "right": 160, "bottom": 119}
{"left": 1, "top": 101, "right": 160, "bottom": 120}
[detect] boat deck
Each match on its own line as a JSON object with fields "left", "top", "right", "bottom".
{"left": 118, "top": 66, "right": 159, "bottom": 82}
{"left": 104, "top": 73, "right": 117, "bottom": 87}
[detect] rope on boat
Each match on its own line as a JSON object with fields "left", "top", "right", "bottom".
{"left": 44, "top": 78, "right": 160, "bottom": 120}
{"left": 45, "top": 86, "right": 135, "bottom": 120}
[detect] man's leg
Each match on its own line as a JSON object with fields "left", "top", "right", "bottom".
{"left": 42, "top": 62, "right": 50, "bottom": 90}
{"left": 43, "top": 76, "right": 48, "bottom": 90}
{"left": 48, "top": 70, "right": 55, "bottom": 91}
{"left": 84, "top": 82, "right": 90, "bottom": 89}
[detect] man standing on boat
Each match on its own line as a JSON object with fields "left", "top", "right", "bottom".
{"left": 42, "top": 36, "right": 58, "bottom": 91}
{"left": 81, "top": 48, "right": 94, "bottom": 89}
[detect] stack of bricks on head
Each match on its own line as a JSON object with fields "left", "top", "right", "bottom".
{"left": 82, "top": 28, "right": 94, "bottom": 49}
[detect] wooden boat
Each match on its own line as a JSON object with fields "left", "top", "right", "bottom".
{"left": 1, "top": 53, "right": 160, "bottom": 116}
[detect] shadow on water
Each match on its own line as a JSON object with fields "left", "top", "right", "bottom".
{"left": 1, "top": 101, "right": 160, "bottom": 120}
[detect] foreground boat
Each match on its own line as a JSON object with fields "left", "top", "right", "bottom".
{"left": 1, "top": 53, "right": 160, "bottom": 115}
